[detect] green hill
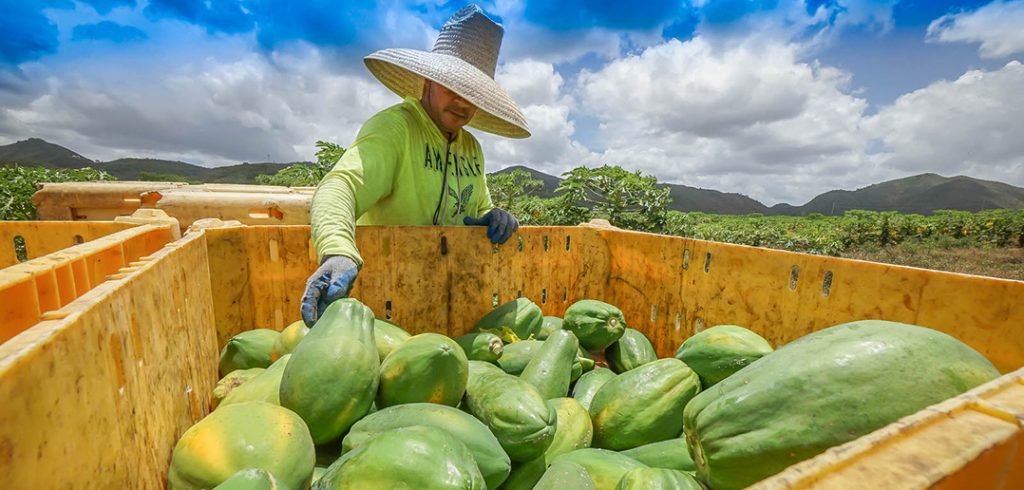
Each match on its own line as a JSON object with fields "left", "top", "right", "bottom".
{"left": 2, "top": 138, "right": 1022, "bottom": 214}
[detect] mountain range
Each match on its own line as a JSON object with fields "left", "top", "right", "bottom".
{"left": 3, "top": 137, "right": 1023, "bottom": 215}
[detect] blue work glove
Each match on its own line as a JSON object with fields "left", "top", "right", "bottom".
{"left": 301, "top": 255, "right": 359, "bottom": 327}
{"left": 463, "top": 208, "right": 519, "bottom": 244}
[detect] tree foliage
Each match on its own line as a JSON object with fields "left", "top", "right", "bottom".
{"left": 553, "top": 165, "right": 672, "bottom": 232}
{"left": 255, "top": 141, "right": 346, "bottom": 186}
{"left": 1, "top": 165, "right": 115, "bottom": 220}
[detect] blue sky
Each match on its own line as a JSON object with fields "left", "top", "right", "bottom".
{"left": 1, "top": 0, "right": 1022, "bottom": 205}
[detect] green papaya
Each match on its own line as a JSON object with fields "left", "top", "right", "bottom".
{"left": 373, "top": 318, "right": 411, "bottom": 361}
{"left": 684, "top": 320, "right": 1001, "bottom": 490}
{"left": 591, "top": 358, "right": 701, "bottom": 450}
{"left": 311, "top": 466, "right": 328, "bottom": 486}
{"left": 377, "top": 333, "right": 468, "bottom": 408}
{"left": 571, "top": 368, "right": 617, "bottom": 411}
{"left": 271, "top": 320, "right": 309, "bottom": 361}
{"left": 534, "top": 461, "right": 596, "bottom": 490}
{"left": 606, "top": 328, "right": 657, "bottom": 374}
{"left": 473, "top": 297, "right": 543, "bottom": 343}
{"left": 211, "top": 469, "right": 278, "bottom": 490}
{"left": 562, "top": 300, "right": 626, "bottom": 351}
{"left": 280, "top": 298, "right": 379, "bottom": 444}
{"left": 342, "top": 403, "right": 511, "bottom": 489}
{"left": 463, "top": 360, "right": 556, "bottom": 462}
{"left": 521, "top": 330, "right": 580, "bottom": 399}
{"left": 538, "top": 316, "right": 564, "bottom": 340}
{"left": 620, "top": 438, "right": 694, "bottom": 472}
{"left": 498, "top": 340, "right": 587, "bottom": 377}
{"left": 212, "top": 367, "right": 264, "bottom": 408}
{"left": 218, "top": 354, "right": 290, "bottom": 408}
{"left": 455, "top": 332, "right": 504, "bottom": 362}
{"left": 168, "top": 402, "right": 315, "bottom": 490}
{"left": 219, "top": 329, "right": 280, "bottom": 376}
{"left": 502, "top": 397, "right": 594, "bottom": 489}
{"left": 551, "top": 449, "right": 646, "bottom": 490}
{"left": 674, "top": 324, "right": 773, "bottom": 387}
{"left": 314, "top": 425, "right": 485, "bottom": 489}
{"left": 615, "top": 468, "right": 701, "bottom": 490}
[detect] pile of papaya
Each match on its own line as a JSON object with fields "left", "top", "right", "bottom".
{"left": 169, "top": 296, "right": 1000, "bottom": 490}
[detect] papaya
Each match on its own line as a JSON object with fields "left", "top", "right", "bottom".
{"left": 534, "top": 461, "right": 596, "bottom": 490}
{"left": 218, "top": 354, "right": 290, "bottom": 408}
{"left": 620, "top": 438, "right": 694, "bottom": 472}
{"left": 219, "top": 329, "right": 280, "bottom": 376}
{"left": 377, "top": 333, "right": 468, "bottom": 408}
{"left": 615, "top": 467, "right": 701, "bottom": 490}
{"left": 212, "top": 367, "right": 264, "bottom": 408}
{"left": 538, "top": 316, "right": 564, "bottom": 340}
{"left": 168, "top": 401, "right": 315, "bottom": 490}
{"left": 373, "top": 318, "right": 411, "bottom": 361}
{"left": 472, "top": 297, "right": 543, "bottom": 343}
{"left": 674, "top": 324, "right": 773, "bottom": 387}
{"left": 280, "top": 298, "right": 379, "bottom": 444}
{"left": 311, "top": 466, "right": 328, "bottom": 486}
{"left": 314, "top": 425, "right": 485, "bottom": 489}
{"left": 571, "top": 367, "right": 616, "bottom": 411}
{"left": 591, "top": 358, "right": 701, "bottom": 450}
{"left": 271, "top": 320, "right": 309, "bottom": 361}
{"left": 502, "top": 397, "right": 593, "bottom": 489}
{"left": 498, "top": 340, "right": 587, "bottom": 377}
{"left": 463, "top": 360, "right": 556, "bottom": 462}
{"left": 211, "top": 469, "right": 278, "bottom": 490}
{"left": 562, "top": 300, "right": 626, "bottom": 350}
{"left": 551, "top": 449, "right": 646, "bottom": 490}
{"left": 342, "top": 403, "right": 511, "bottom": 489}
{"left": 684, "top": 320, "right": 1001, "bottom": 490}
{"left": 521, "top": 330, "right": 580, "bottom": 399}
{"left": 455, "top": 332, "right": 504, "bottom": 362}
{"left": 605, "top": 328, "right": 657, "bottom": 373}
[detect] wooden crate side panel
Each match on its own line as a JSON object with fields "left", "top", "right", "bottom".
{"left": 0, "top": 226, "right": 176, "bottom": 345}
{"left": 601, "top": 229, "right": 1024, "bottom": 371}
{"left": 0, "top": 232, "right": 217, "bottom": 489}
{"left": 205, "top": 226, "right": 611, "bottom": 342}
{"left": 0, "top": 221, "right": 137, "bottom": 268}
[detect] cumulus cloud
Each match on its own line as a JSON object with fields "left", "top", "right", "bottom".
{"left": 0, "top": 47, "right": 397, "bottom": 164}
{"left": 926, "top": 0, "right": 1024, "bottom": 58}
{"left": 865, "top": 61, "right": 1024, "bottom": 183}
{"left": 476, "top": 59, "right": 592, "bottom": 175}
{"left": 575, "top": 38, "right": 875, "bottom": 205}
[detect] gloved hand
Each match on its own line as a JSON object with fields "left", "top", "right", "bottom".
{"left": 301, "top": 255, "right": 359, "bottom": 327}
{"left": 464, "top": 208, "right": 519, "bottom": 244}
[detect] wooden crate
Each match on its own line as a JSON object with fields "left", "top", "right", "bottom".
{"left": 0, "top": 224, "right": 1021, "bottom": 488}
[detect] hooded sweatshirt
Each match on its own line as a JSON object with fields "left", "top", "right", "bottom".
{"left": 311, "top": 96, "right": 494, "bottom": 265}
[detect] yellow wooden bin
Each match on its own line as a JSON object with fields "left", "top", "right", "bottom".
{"left": 0, "top": 224, "right": 1021, "bottom": 489}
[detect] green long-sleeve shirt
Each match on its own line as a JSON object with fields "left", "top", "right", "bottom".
{"left": 311, "top": 96, "right": 494, "bottom": 266}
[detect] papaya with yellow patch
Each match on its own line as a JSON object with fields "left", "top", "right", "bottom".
{"left": 167, "top": 401, "right": 315, "bottom": 489}
{"left": 377, "top": 333, "right": 469, "bottom": 408}
{"left": 271, "top": 321, "right": 309, "bottom": 361}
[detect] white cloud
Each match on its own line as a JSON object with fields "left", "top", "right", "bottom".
{"left": 0, "top": 46, "right": 397, "bottom": 164}
{"left": 865, "top": 61, "right": 1024, "bottom": 183}
{"left": 927, "top": 0, "right": 1024, "bottom": 58}
{"left": 476, "top": 59, "right": 592, "bottom": 176}
{"left": 576, "top": 38, "right": 874, "bottom": 205}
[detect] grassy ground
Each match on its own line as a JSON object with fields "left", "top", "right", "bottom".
{"left": 842, "top": 241, "right": 1024, "bottom": 282}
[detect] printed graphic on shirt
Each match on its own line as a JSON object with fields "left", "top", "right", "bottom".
{"left": 423, "top": 143, "right": 482, "bottom": 177}
{"left": 448, "top": 184, "right": 474, "bottom": 217}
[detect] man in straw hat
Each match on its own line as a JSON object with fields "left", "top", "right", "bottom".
{"left": 301, "top": 4, "right": 530, "bottom": 326}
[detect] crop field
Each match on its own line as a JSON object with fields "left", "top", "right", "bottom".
{"left": 666, "top": 209, "right": 1024, "bottom": 281}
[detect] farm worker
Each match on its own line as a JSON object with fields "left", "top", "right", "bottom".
{"left": 301, "top": 5, "right": 530, "bottom": 326}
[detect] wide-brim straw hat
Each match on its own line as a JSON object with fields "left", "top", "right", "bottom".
{"left": 364, "top": 5, "right": 530, "bottom": 139}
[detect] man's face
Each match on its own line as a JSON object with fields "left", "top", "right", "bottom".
{"left": 421, "top": 81, "right": 478, "bottom": 135}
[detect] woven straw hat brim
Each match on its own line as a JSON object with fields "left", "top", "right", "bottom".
{"left": 365, "top": 48, "right": 531, "bottom": 139}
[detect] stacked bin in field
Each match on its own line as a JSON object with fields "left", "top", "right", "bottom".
{"left": 0, "top": 224, "right": 1021, "bottom": 488}
{"left": 32, "top": 181, "right": 315, "bottom": 230}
